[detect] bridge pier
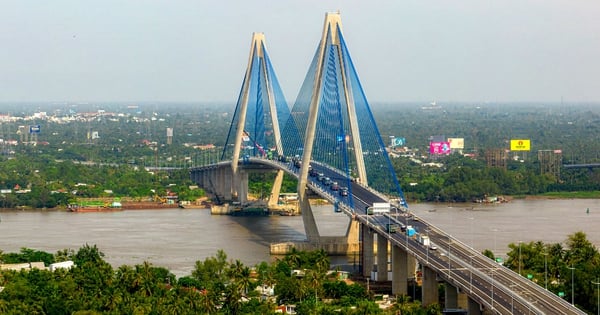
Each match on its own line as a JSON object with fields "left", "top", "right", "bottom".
{"left": 361, "top": 225, "right": 374, "bottom": 278}
{"left": 376, "top": 234, "right": 388, "bottom": 281}
{"left": 299, "top": 191, "right": 320, "bottom": 243}
{"left": 270, "top": 196, "right": 360, "bottom": 255}
{"left": 445, "top": 282, "right": 458, "bottom": 309}
{"left": 422, "top": 266, "right": 439, "bottom": 306}
{"left": 269, "top": 220, "right": 360, "bottom": 256}
{"left": 468, "top": 297, "right": 482, "bottom": 315}
{"left": 218, "top": 167, "right": 233, "bottom": 200}
{"left": 445, "top": 282, "right": 469, "bottom": 310}
{"left": 391, "top": 245, "right": 408, "bottom": 295}
{"left": 224, "top": 168, "right": 233, "bottom": 200}
{"left": 237, "top": 170, "right": 248, "bottom": 203}
{"left": 267, "top": 170, "right": 284, "bottom": 208}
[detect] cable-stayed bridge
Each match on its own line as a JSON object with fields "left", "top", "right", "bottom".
{"left": 190, "top": 12, "right": 584, "bottom": 315}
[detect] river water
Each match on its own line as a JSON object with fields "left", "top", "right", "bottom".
{"left": 1, "top": 199, "right": 599, "bottom": 277}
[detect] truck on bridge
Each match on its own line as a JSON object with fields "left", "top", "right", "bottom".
{"left": 417, "top": 234, "right": 430, "bottom": 247}
{"left": 367, "top": 202, "right": 391, "bottom": 215}
{"left": 386, "top": 223, "right": 399, "bottom": 233}
{"left": 406, "top": 225, "right": 416, "bottom": 237}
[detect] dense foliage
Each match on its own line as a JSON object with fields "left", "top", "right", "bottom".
{"left": 486, "top": 232, "right": 600, "bottom": 314}
{"left": 1, "top": 102, "right": 599, "bottom": 208}
{"left": 393, "top": 153, "right": 600, "bottom": 202}
{"left": 0, "top": 156, "right": 204, "bottom": 208}
{"left": 0, "top": 247, "right": 441, "bottom": 314}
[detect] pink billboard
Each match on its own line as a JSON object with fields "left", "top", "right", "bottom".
{"left": 429, "top": 141, "right": 451, "bottom": 155}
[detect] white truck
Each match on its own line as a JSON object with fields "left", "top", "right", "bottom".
{"left": 367, "top": 202, "right": 391, "bottom": 215}
{"left": 417, "top": 234, "right": 430, "bottom": 247}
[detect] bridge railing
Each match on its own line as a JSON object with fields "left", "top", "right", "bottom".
{"left": 412, "top": 215, "right": 583, "bottom": 314}
{"left": 191, "top": 158, "right": 582, "bottom": 314}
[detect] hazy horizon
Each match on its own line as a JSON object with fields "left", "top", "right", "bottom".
{"left": 1, "top": 1, "right": 599, "bottom": 103}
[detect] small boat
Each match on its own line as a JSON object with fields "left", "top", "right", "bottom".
{"left": 68, "top": 203, "right": 122, "bottom": 213}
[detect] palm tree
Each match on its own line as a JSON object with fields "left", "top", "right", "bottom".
{"left": 136, "top": 261, "right": 156, "bottom": 297}
{"left": 286, "top": 247, "right": 301, "bottom": 269}
{"left": 236, "top": 265, "right": 252, "bottom": 296}
{"left": 223, "top": 284, "right": 243, "bottom": 314}
{"left": 313, "top": 249, "right": 330, "bottom": 273}
{"left": 196, "top": 289, "right": 218, "bottom": 314}
{"left": 304, "top": 269, "right": 323, "bottom": 303}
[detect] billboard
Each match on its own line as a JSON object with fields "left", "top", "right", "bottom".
{"left": 429, "top": 141, "right": 451, "bottom": 155}
{"left": 391, "top": 137, "right": 405, "bottom": 147}
{"left": 447, "top": 138, "right": 464, "bottom": 149}
{"left": 29, "top": 125, "right": 41, "bottom": 134}
{"left": 510, "top": 139, "right": 531, "bottom": 151}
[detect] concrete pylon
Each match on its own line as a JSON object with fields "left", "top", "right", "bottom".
{"left": 422, "top": 266, "right": 439, "bottom": 306}
{"left": 294, "top": 11, "right": 370, "bottom": 248}
{"left": 392, "top": 245, "right": 408, "bottom": 295}
{"left": 376, "top": 234, "right": 388, "bottom": 281}
{"left": 230, "top": 34, "right": 262, "bottom": 199}
{"left": 468, "top": 297, "right": 482, "bottom": 315}
{"left": 229, "top": 32, "right": 286, "bottom": 203}
{"left": 445, "top": 282, "right": 458, "bottom": 309}
{"left": 361, "top": 226, "right": 374, "bottom": 278}
{"left": 237, "top": 170, "right": 248, "bottom": 204}
{"left": 268, "top": 170, "right": 284, "bottom": 207}
{"left": 299, "top": 192, "right": 320, "bottom": 243}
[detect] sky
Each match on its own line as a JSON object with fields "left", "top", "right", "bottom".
{"left": 1, "top": 0, "right": 599, "bottom": 103}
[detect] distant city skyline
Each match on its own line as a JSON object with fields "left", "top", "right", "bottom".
{"left": 1, "top": 1, "right": 599, "bottom": 103}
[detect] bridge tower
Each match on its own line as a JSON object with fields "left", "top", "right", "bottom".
{"left": 222, "top": 33, "right": 291, "bottom": 204}
{"left": 280, "top": 12, "right": 407, "bottom": 245}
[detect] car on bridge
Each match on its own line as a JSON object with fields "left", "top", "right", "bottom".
{"left": 386, "top": 223, "right": 399, "bottom": 233}
{"left": 339, "top": 187, "right": 348, "bottom": 196}
{"left": 330, "top": 182, "right": 339, "bottom": 191}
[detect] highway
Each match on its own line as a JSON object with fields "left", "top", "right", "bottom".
{"left": 203, "top": 158, "right": 587, "bottom": 314}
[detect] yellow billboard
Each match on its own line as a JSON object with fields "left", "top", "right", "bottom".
{"left": 510, "top": 139, "right": 531, "bottom": 151}
{"left": 447, "top": 138, "right": 464, "bottom": 149}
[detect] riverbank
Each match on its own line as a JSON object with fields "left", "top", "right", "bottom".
{"left": 0, "top": 201, "right": 183, "bottom": 212}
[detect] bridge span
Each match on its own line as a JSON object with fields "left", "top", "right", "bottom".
{"left": 188, "top": 10, "right": 585, "bottom": 314}
{"left": 190, "top": 158, "right": 585, "bottom": 314}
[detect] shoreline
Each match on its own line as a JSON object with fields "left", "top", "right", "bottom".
{"left": 2, "top": 194, "right": 599, "bottom": 213}
{"left": 0, "top": 201, "right": 184, "bottom": 213}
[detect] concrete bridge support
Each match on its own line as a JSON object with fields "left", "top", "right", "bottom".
{"left": 407, "top": 255, "right": 416, "bottom": 280}
{"left": 457, "top": 293, "right": 469, "bottom": 312}
{"left": 445, "top": 282, "right": 459, "bottom": 309}
{"left": 232, "top": 169, "right": 240, "bottom": 201}
{"left": 268, "top": 170, "right": 284, "bottom": 207}
{"left": 237, "top": 170, "right": 248, "bottom": 204}
{"left": 200, "top": 170, "right": 207, "bottom": 188}
{"left": 376, "top": 234, "right": 388, "bottom": 281}
{"left": 219, "top": 167, "right": 232, "bottom": 200}
{"left": 422, "top": 266, "right": 439, "bottom": 306}
{"left": 468, "top": 297, "right": 482, "bottom": 315}
{"left": 215, "top": 168, "right": 224, "bottom": 199}
{"left": 391, "top": 245, "right": 408, "bottom": 295}
{"left": 270, "top": 214, "right": 360, "bottom": 255}
{"left": 299, "top": 191, "right": 320, "bottom": 243}
{"left": 361, "top": 226, "right": 374, "bottom": 278}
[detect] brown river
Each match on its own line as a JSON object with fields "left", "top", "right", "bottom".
{"left": 1, "top": 199, "right": 599, "bottom": 277}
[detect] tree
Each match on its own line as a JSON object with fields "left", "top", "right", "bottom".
{"left": 73, "top": 244, "right": 105, "bottom": 266}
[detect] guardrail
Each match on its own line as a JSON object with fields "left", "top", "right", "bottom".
{"left": 193, "top": 158, "right": 584, "bottom": 314}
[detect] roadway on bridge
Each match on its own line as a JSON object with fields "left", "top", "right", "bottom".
{"left": 209, "top": 158, "right": 585, "bottom": 314}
